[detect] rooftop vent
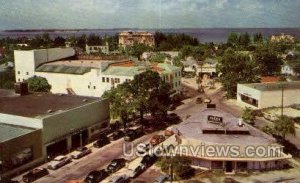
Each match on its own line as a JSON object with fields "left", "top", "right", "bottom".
{"left": 82, "top": 99, "right": 88, "bottom": 102}
{"left": 238, "top": 118, "right": 243, "bottom": 127}
{"left": 47, "top": 109, "right": 53, "bottom": 113}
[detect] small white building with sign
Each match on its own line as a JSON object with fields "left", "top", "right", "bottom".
{"left": 237, "top": 81, "right": 300, "bottom": 109}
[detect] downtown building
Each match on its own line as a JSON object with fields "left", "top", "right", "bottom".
{"left": 165, "top": 105, "right": 291, "bottom": 173}
{"left": 14, "top": 48, "right": 182, "bottom": 98}
{"left": 118, "top": 31, "right": 155, "bottom": 48}
{"left": 237, "top": 81, "right": 300, "bottom": 109}
{"left": 0, "top": 89, "right": 109, "bottom": 178}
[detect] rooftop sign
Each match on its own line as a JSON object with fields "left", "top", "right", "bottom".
{"left": 207, "top": 115, "right": 223, "bottom": 124}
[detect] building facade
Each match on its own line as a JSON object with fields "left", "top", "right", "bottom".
{"left": 15, "top": 48, "right": 182, "bottom": 98}
{"left": 0, "top": 90, "right": 109, "bottom": 178}
{"left": 166, "top": 106, "right": 291, "bottom": 173}
{"left": 119, "top": 31, "right": 155, "bottom": 48}
{"left": 237, "top": 82, "right": 300, "bottom": 109}
{"left": 85, "top": 43, "right": 109, "bottom": 54}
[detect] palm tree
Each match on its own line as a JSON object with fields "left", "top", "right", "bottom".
{"left": 273, "top": 115, "right": 295, "bottom": 139}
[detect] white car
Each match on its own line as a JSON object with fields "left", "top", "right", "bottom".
{"left": 203, "top": 98, "right": 211, "bottom": 103}
{"left": 71, "top": 146, "right": 92, "bottom": 159}
{"left": 47, "top": 155, "right": 71, "bottom": 170}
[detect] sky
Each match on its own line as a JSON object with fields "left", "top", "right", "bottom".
{"left": 0, "top": 0, "right": 300, "bottom": 30}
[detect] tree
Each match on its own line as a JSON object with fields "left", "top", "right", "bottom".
{"left": 217, "top": 48, "right": 259, "bottom": 98}
{"left": 53, "top": 36, "right": 66, "bottom": 47}
{"left": 27, "top": 76, "right": 51, "bottom": 92}
{"left": 126, "top": 43, "right": 152, "bottom": 59}
{"left": 149, "top": 53, "right": 166, "bottom": 63}
{"left": 131, "top": 70, "right": 161, "bottom": 121}
{"left": 253, "top": 33, "right": 263, "bottom": 43}
{"left": 227, "top": 32, "right": 239, "bottom": 47}
{"left": 158, "top": 156, "right": 195, "bottom": 180}
{"left": 102, "top": 81, "right": 136, "bottom": 129}
{"left": 147, "top": 81, "right": 172, "bottom": 120}
{"left": 273, "top": 115, "right": 295, "bottom": 139}
{"left": 241, "top": 107, "right": 256, "bottom": 125}
{"left": 238, "top": 32, "right": 251, "bottom": 48}
{"left": 254, "top": 44, "right": 282, "bottom": 76}
{"left": 87, "top": 34, "right": 102, "bottom": 45}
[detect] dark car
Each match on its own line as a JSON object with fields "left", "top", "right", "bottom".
{"left": 141, "top": 154, "right": 157, "bottom": 167}
{"left": 84, "top": 169, "right": 108, "bottom": 183}
{"left": 124, "top": 129, "right": 138, "bottom": 142}
{"left": 106, "top": 158, "right": 126, "bottom": 174}
{"left": 22, "top": 168, "right": 49, "bottom": 183}
{"left": 111, "top": 130, "right": 125, "bottom": 141}
{"left": 93, "top": 135, "right": 110, "bottom": 148}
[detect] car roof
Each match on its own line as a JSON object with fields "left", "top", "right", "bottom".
{"left": 155, "top": 175, "right": 169, "bottom": 182}
{"left": 54, "top": 155, "right": 66, "bottom": 160}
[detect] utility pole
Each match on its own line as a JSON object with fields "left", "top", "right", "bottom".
{"left": 281, "top": 84, "right": 284, "bottom": 117}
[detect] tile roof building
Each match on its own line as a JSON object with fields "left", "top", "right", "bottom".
{"left": 119, "top": 31, "right": 155, "bottom": 48}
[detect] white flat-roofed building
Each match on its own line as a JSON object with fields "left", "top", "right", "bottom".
{"left": 14, "top": 48, "right": 182, "bottom": 98}
{"left": 237, "top": 81, "right": 300, "bottom": 109}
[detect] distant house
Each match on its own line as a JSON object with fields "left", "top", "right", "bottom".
{"left": 270, "top": 33, "right": 295, "bottom": 43}
{"left": 182, "top": 58, "right": 218, "bottom": 78}
{"left": 85, "top": 42, "right": 109, "bottom": 54}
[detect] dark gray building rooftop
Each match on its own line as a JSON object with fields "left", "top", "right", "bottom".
{"left": 0, "top": 123, "right": 36, "bottom": 143}
{"left": 172, "top": 108, "right": 275, "bottom": 145}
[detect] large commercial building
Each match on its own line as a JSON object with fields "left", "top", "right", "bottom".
{"left": 237, "top": 81, "right": 300, "bottom": 109}
{"left": 167, "top": 106, "right": 291, "bottom": 173}
{"left": 0, "top": 89, "right": 109, "bottom": 178}
{"left": 118, "top": 31, "right": 155, "bottom": 48}
{"left": 14, "top": 48, "right": 181, "bottom": 98}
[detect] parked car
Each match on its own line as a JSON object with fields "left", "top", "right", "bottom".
{"left": 150, "top": 135, "right": 165, "bottom": 146}
{"left": 196, "top": 97, "right": 202, "bottom": 104}
{"left": 71, "top": 146, "right": 92, "bottom": 159}
{"left": 136, "top": 143, "right": 150, "bottom": 155}
{"left": 47, "top": 155, "right": 71, "bottom": 170}
{"left": 108, "top": 174, "right": 130, "bottom": 183}
{"left": 22, "top": 168, "right": 49, "bottom": 183}
{"left": 130, "top": 165, "right": 146, "bottom": 178}
{"left": 124, "top": 128, "right": 144, "bottom": 142}
{"left": 153, "top": 175, "right": 171, "bottom": 183}
{"left": 141, "top": 154, "right": 157, "bottom": 167}
{"left": 84, "top": 169, "right": 108, "bottom": 183}
{"left": 164, "top": 127, "right": 174, "bottom": 136}
{"left": 93, "top": 135, "right": 110, "bottom": 148}
{"left": 203, "top": 98, "right": 211, "bottom": 103}
{"left": 106, "top": 158, "right": 126, "bottom": 174}
{"left": 111, "top": 130, "right": 125, "bottom": 141}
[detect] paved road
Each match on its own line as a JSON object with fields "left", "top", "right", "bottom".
{"left": 14, "top": 132, "right": 160, "bottom": 183}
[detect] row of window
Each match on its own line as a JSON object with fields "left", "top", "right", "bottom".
{"left": 102, "top": 77, "right": 125, "bottom": 84}
{"left": 17, "top": 71, "right": 29, "bottom": 75}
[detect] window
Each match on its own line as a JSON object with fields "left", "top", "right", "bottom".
{"left": 88, "top": 85, "right": 90, "bottom": 89}
{"left": 18, "top": 79, "right": 20, "bottom": 82}
{"left": 93, "top": 86, "right": 96, "bottom": 89}
{"left": 106, "top": 77, "right": 109, "bottom": 83}
{"left": 102, "top": 77, "right": 105, "bottom": 82}
{"left": 26, "top": 72, "right": 29, "bottom": 75}
{"left": 240, "top": 94, "right": 258, "bottom": 107}
{"left": 115, "top": 78, "right": 120, "bottom": 83}
{"left": 17, "top": 71, "right": 20, "bottom": 74}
